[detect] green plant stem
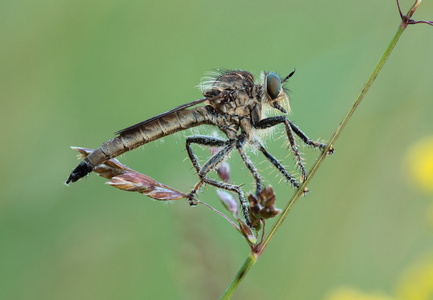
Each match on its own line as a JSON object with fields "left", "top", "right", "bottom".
{"left": 221, "top": 2, "right": 421, "bottom": 299}
{"left": 221, "top": 253, "right": 257, "bottom": 299}
{"left": 259, "top": 13, "right": 408, "bottom": 256}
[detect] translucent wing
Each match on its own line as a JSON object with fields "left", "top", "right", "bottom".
{"left": 114, "top": 95, "right": 225, "bottom": 135}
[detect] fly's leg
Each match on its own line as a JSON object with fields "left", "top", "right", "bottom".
{"left": 237, "top": 133, "right": 262, "bottom": 196}
{"left": 257, "top": 143, "right": 308, "bottom": 195}
{"left": 185, "top": 136, "right": 231, "bottom": 203}
{"left": 185, "top": 136, "right": 253, "bottom": 227}
{"left": 288, "top": 120, "right": 334, "bottom": 154}
{"left": 255, "top": 116, "right": 307, "bottom": 182}
{"left": 284, "top": 120, "right": 307, "bottom": 181}
{"left": 199, "top": 176, "right": 252, "bottom": 227}
{"left": 186, "top": 136, "right": 228, "bottom": 174}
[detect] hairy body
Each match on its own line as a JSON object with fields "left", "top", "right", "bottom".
{"left": 67, "top": 70, "right": 332, "bottom": 226}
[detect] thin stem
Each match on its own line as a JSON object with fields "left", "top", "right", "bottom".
{"left": 258, "top": 6, "right": 407, "bottom": 257}
{"left": 221, "top": 253, "right": 257, "bottom": 300}
{"left": 221, "top": 1, "right": 426, "bottom": 298}
{"left": 260, "top": 5, "right": 408, "bottom": 255}
{"left": 197, "top": 200, "right": 241, "bottom": 232}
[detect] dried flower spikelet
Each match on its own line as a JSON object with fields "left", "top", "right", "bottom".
{"left": 217, "top": 189, "right": 238, "bottom": 216}
{"left": 72, "top": 147, "right": 186, "bottom": 201}
{"left": 260, "top": 186, "right": 276, "bottom": 208}
{"left": 247, "top": 186, "right": 281, "bottom": 222}
{"left": 71, "top": 147, "right": 93, "bottom": 159}
{"left": 217, "top": 161, "right": 231, "bottom": 183}
{"left": 247, "top": 194, "right": 262, "bottom": 216}
{"left": 107, "top": 172, "right": 185, "bottom": 201}
{"left": 246, "top": 195, "right": 262, "bottom": 228}
{"left": 239, "top": 220, "right": 257, "bottom": 245}
{"left": 260, "top": 207, "right": 282, "bottom": 219}
{"left": 209, "top": 138, "right": 231, "bottom": 184}
{"left": 100, "top": 158, "right": 134, "bottom": 173}
{"left": 146, "top": 187, "right": 184, "bottom": 200}
{"left": 93, "top": 164, "right": 125, "bottom": 179}
{"left": 210, "top": 146, "right": 219, "bottom": 156}
{"left": 107, "top": 172, "right": 158, "bottom": 192}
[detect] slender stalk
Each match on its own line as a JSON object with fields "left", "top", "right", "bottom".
{"left": 221, "top": 1, "right": 425, "bottom": 298}
{"left": 221, "top": 253, "right": 257, "bottom": 300}
{"left": 259, "top": 7, "right": 408, "bottom": 255}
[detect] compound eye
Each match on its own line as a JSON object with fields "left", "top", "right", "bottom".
{"left": 266, "top": 72, "right": 282, "bottom": 100}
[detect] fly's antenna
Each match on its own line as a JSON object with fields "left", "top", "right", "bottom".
{"left": 281, "top": 68, "right": 296, "bottom": 83}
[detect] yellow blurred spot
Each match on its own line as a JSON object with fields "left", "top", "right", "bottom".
{"left": 324, "top": 287, "right": 393, "bottom": 300}
{"left": 396, "top": 255, "right": 433, "bottom": 300}
{"left": 405, "top": 136, "right": 433, "bottom": 193}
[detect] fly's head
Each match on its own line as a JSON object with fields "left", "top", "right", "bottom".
{"left": 261, "top": 69, "right": 295, "bottom": 115}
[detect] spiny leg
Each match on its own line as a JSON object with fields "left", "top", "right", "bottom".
{"left": 255, "top": 116, "right": 307, "bottom": 181}
{"left": 236, "top": 133, "right": 262, "bottom": 196}
{"left": 185, "top": 136, "right": 232, "bottom": 202}
{"left": 283, "top": 119, "right": 307, "bottom": 181}
{"left": 199, "top": 175, "right": 252, "bottom": 227}
{"left": 288, "top": 120, "right": 334, "bottom": 154}
{"left": 257, "top": 143, "right": 302, "bottom": 191}
{"left": 186, "top": 136, "right": 253, "bottom": 227}
{"left": 186, "top": 135, "right": 228, "bottom": 173}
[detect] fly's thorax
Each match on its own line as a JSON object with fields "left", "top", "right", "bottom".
{"left": 201, "top": 70, "right": 255, "bottom": 97}
{"left": 208, "top": 89, "right": 259, "bottom": 120}
{"left": 201, "top": 69, "right": 290, "bottom": 123}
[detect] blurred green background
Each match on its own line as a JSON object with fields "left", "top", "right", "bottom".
{"left": 1, "top": 0, "right": 433, "bottom": 299}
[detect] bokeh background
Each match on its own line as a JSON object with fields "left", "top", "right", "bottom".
{"left": 1, "top": 0, "right": 433, "bottom": 299}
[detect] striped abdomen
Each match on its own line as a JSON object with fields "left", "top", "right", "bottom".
{"left": 66, "top": 106, "right": 212, "bottom": 183}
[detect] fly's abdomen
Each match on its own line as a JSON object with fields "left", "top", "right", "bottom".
{"left": 66, "top": 106, "right": 211, "bottom": 183}
{"left": 118, "top": 105, "right": 210, "bottom": 151}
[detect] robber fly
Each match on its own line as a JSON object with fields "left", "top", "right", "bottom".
{"left": 67, "top": 69, "right": 333, "bottom": 227}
